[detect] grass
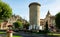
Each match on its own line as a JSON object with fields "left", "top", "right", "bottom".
{"left": 0, "top": 31, "right": 23, "bottom": 37}
{"left": 13, "top": 35, "right": 23, "bottom": 37}
{"left": 0, "top": 31, "right": 6, "bottom": 34}
{"left": 48, "top": 33, "right": 60, "bottom": 36}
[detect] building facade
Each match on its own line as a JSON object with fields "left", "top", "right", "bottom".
{"left": 40, "top": 11, "right": 56, "bottom": 31}
{"left": 0, "top": 15, "right": 23, "bottom": 30}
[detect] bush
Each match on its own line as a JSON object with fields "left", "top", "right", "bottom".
{"left": 55, "top": 12, "right": 60, "bottom": 29}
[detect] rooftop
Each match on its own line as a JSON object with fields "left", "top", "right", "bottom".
{"left": 29, "top": 2, "right": 41, "bottom": 7}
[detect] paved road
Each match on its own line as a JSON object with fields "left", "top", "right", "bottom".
{"left": 0, "top": 33, "right": 6, "bottom": 37}
{"left": 0, "top": 31, "right": 60, "bottom": 37}
{"left": 14, "top": 31, "right": 60, "bottom": 37}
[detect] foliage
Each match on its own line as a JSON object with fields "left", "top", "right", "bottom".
{"left": 23, "top": 22, "right": 30, "bottom": 29}
{"left": 0, "top": 20, "right": 3, "bottom": 23}
{"left": 0, "top": 0, "right": 2, "bottom": 1}
{"left": 55, "top": 12, "right": 60, "bottom": 29}
{"left": 13, "top": 21, "right": 23, "bottom": 29}
{"left": 0, "top": 1, "right": 12, "bottom": 20}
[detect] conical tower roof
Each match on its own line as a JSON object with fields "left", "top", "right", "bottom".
{"left": 46, "top": 10, "right": 51, "bottom": 17}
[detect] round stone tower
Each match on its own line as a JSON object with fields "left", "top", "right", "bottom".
{"left": 29, "top": 2, "right": 41, "bottom": 30}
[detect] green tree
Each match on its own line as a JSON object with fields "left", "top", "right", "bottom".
{"left": 0, "top": 0, "right": 2, "bottom": 1}
{"left": 13, "top": 21, "right": 23, "bottom": 29}
{"left": 23, "top": 22, "right": 30, "bottom": 29}
{"left": 0, "top": 1, "right": 12, "bottom": 20}
{"left": 55, "top": 12, "right": 60, "bottom": 29}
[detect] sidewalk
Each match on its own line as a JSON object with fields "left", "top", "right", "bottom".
{"left": 14, "top": 31, "right": 60, "bottom": 37}
{"left": 0, "top": 34, "right": 6, "bottom": 37}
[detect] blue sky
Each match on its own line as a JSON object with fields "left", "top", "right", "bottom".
{"left": 2, "top": 0, "right": 60, "bottom": 21}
